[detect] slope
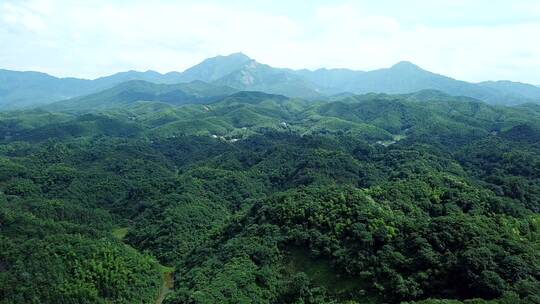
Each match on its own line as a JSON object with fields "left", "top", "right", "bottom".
{"left": 43, "top": 80, "right": 237, "bottom": 113}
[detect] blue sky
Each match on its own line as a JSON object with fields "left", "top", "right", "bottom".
{"left": 1, "top": 0, "right": 539, "bottom": 83}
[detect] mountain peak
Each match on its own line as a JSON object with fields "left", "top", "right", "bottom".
{"left": 180, "top": 52, "right": 254, "bottom": 82}
{"left": 390, "top": 61, "right": 422, "bottom": 71}
{"left": 207, "top": 52, "right": 252, "bottom": 63}
{"left": 225, "top": 52, "right": 251, "bottom": 60}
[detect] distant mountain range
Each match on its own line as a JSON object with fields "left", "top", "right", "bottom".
{"left": 2, "top": 52, "right": 540, "bottom": 110}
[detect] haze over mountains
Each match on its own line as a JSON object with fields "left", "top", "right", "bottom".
{"left": 2, "top": 52, "right": 540, "bottom": 110}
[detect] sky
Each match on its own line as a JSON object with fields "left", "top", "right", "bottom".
{"left": 1, "top": 0, "right": 540, "bottom": 84}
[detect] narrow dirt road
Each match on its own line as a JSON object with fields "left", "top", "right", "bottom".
{"left": 155, "top": 271, "right": 174, "bottom": 304}
{"left": 112, "top": 227, "right": 173, "bottom": 304}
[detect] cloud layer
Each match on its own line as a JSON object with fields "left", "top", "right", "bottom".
{"left": 1, "top": 0, "right": 539, "bottom": 83}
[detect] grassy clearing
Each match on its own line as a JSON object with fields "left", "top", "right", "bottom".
{"left": 112, "top": 227, "right": 129, "bottom": 240}
{"left": 284, "top": 247, "right": 379, "bottom": 303}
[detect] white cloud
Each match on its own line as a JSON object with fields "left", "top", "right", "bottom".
{"left": 0, "top": 0, "right": 539, "bottom": 83}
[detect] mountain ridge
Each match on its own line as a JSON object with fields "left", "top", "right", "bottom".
{"left": 43, "top": 80, "right": 238, "bottom": 113}
{"left": 2, "top": 53, "right": 540, "bottom": 109}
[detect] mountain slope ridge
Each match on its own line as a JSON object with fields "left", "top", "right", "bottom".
{"left": 2, "top": 53, "right": 540, "bottom": 109}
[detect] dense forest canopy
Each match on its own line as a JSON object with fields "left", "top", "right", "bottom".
{"left": 1, "top": 89, "right": 540, "bottom": 304}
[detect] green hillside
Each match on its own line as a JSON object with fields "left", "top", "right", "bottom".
{"left": 2, "top": 92, "right": 540, "bottom": 304}
{"left": 43, "top": 80, "right": 237, "bottom": 113}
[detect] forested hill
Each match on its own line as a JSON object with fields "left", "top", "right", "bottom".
{"left": 1, "top": 91, "right": 540, "bottom": 303}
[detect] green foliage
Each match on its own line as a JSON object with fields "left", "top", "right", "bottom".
{"left": 0, "top": 235, "right": 161, "bottom": 304}
{"left": 2, "top": 92, "right": 540, "bottom": 304}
